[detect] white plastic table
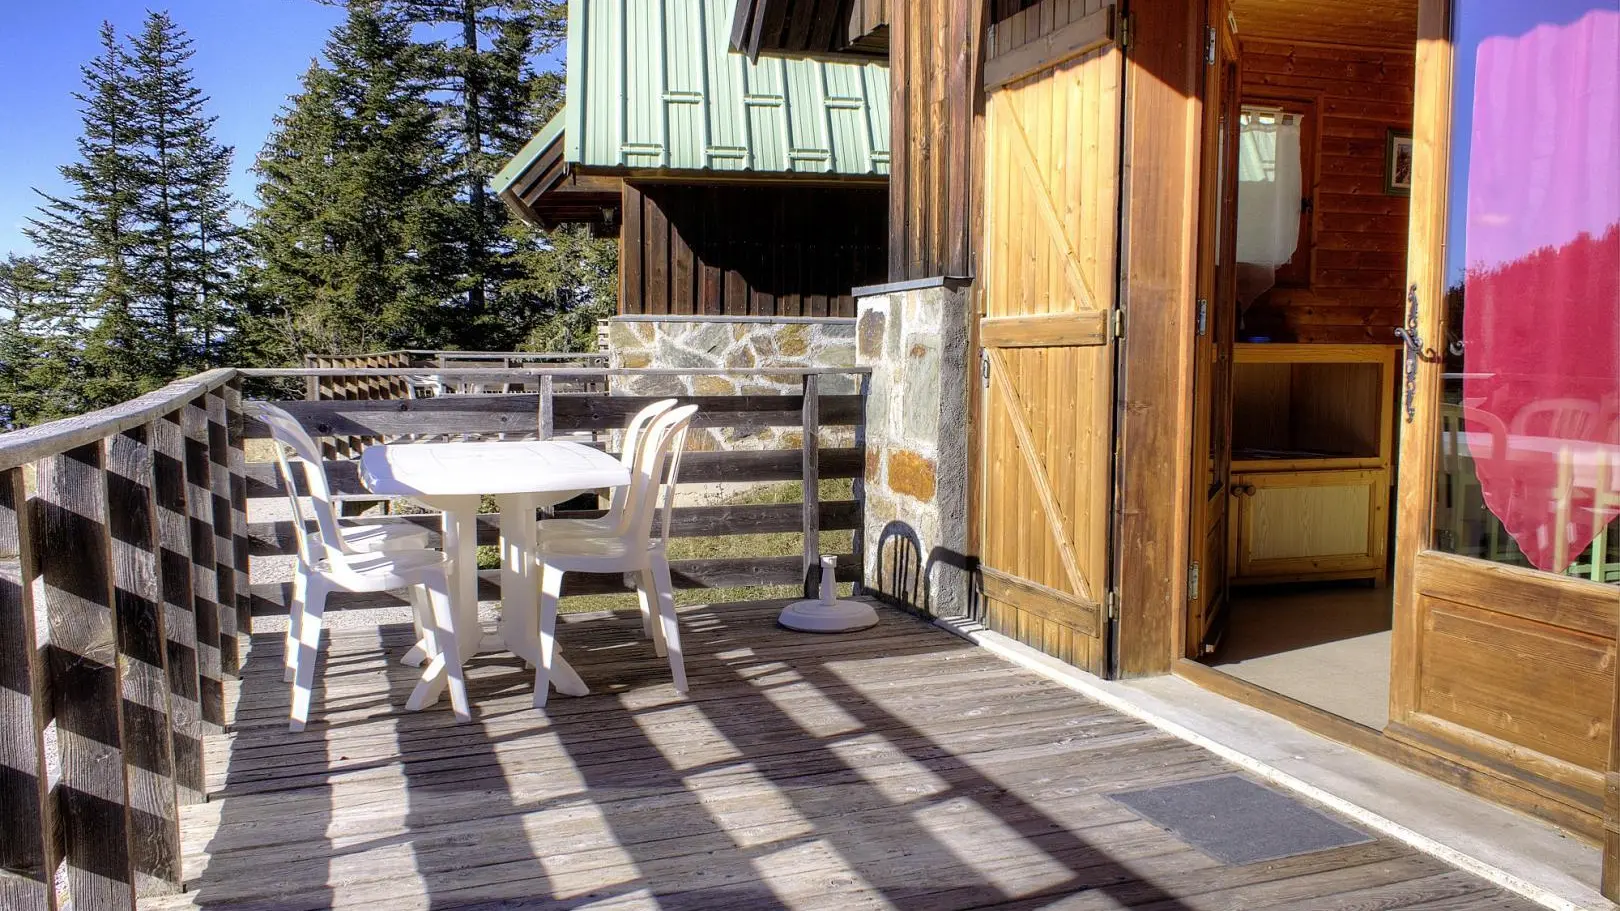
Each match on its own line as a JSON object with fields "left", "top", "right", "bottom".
{"left": 359, "top": 440, "right": 630, "bottom": 707}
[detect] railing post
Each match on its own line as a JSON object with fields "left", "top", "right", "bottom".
{"left": 105, "top": 426, "right": 182, "bottom": 895}
{"left": 0, "top": 465, "right": 60, "bottom": 911}
{"left": 225, "top": 381, "right": 252, "bottom": 645}
{"left": 35, "top": 443, "right": 137, "bottom": 910}
{"left": 151, "top": 412, "right": 204, "bottom": 802}
{"left": 206, "top": 392, "right": 240, "bottom": 678}
{"left": 853, "top": 371, "right": 869, "bottom": 595}
{"left": 802, "top": 373, "right": 821, "bottom": 599}
{"left": 537, "top": 374, "right": 555, "bottom": 441}
{"left": 182, "top": 399, "right": 225, "bottom": 733}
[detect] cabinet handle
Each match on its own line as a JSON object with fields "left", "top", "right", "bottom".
{"left": 1230, "top": 483, "right": 1256, "bottom": 497}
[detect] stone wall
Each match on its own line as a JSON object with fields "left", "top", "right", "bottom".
{"left": 855, "top": 283, "right": 973, "bottom": 618}
{"left": 605, "top": 316, "right": 858, "bottom": 452}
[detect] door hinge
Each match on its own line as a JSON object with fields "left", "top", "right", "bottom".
{"left": 1195, "top": 299, "right": 1209, "bottom": 337}
{"left": 980, "top": 349, "right": 991, "bottom": 388}
{"left": 1188, "top": 561, "right": 1200, "bottom": 602}
{"left": 1119, "top": 12, "right": 1130, "bottom": 50}
{"left": 1205, "top": 25, "right": 1217, "bottom": 65}
{"left": 1105, "top": 591, "right": 1120, "bottom": 621}
{"left": 1111, "top": 309, "right": 1125, "bottom": 340}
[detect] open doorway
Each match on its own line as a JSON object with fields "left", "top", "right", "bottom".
{"left": 1185, "top": 0, "right": 1417, "bottom": 731}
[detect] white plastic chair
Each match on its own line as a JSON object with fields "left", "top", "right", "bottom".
{"left": 537, "top": 397, "right": 677, "bottom": 542}
{"left": 256, "top": 405, "right": 469, "bottom": 730}
{"left": 255, "top": 403, "right": 439, "bottom": 668}
{"left": 532, "top": 404, "right": 699, "bottom": 708}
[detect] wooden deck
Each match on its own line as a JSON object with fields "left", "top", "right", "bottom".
{"left": 145, "top": 600, "right": 1539, "bottom": 910}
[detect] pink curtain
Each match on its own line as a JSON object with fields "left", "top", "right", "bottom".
{"left": 1463, "top": 9, "right": 1620, "bottom": 572}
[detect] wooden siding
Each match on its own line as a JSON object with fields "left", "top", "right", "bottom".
{"left": 1239, "top": 39, "right": 1416, "bottom": 344}
{"left": 154, "top": 606, "right": 1541, "bottom": 910}
{"left": 886, "top": 0, "right": 986, "bottom": 281}
{"left": 619, "top": 182, "right": 887, "bottom": 318}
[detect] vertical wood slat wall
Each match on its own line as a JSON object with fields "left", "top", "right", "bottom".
{"left": 0, "top": 372, "right": 248, "bottom": 909}
{"left": 304, "top": 351, "right": 415, "bottom": 459}
{"left": 887, "top": 0, "right": 987, "bottom": 281}
{"left": 1239, "top": 39, "right": 1415, "bottom": 342}
{"left": 619, "top": 182, "right": 888, "bottom": 318}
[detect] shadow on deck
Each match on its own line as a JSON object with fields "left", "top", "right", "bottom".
{"left": 145, "top": 601, "right": 1533, "bottom": 910}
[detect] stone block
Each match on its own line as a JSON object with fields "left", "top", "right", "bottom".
{"left": 887, "top": 449, "right": 936, "bottom": 502}
{"left": 903, "top": 339, "right": 942, "bottom": 444}
{"left": 777, "top": 323, "right": 810, "bottom": 358}
{"left": 691, "top": 374, "right": 735, "bottom": 397}
{"left": 856, "top": 306, "right": 886, "bottom": 362}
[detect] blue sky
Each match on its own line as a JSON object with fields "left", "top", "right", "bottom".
{"left": 0, "top": 0, "right": 346, "bottom": 256}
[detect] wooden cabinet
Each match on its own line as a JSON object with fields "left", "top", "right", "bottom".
{"left": 1228, "top": 343, "right": 1397, "bottom": 586}
{"left": 1230, "top": 469, "right": 1389, "bottom": 584}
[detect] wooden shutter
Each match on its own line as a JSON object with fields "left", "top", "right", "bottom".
{"left": 977, "top": 1, "right": 1122, "bottom": 675}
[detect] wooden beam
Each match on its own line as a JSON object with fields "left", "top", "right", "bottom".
{"left": 104, "top": 426, "right": 182, "bottom": 896}
{"left": 0, "top": 467, "right": 58, "bottom": 911}
{"left": 980, "top": 312, "right": 1108, "bottom": 348}
{"left": 35, "top": 443, "right": 136, "bottom": 910}
{"left": 984, "top": 4, "right": 1115, "bottom": 91}
{"left": 981, "top": 566, "right": 1101, "bottom": 638}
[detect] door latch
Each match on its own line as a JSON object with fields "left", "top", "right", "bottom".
{"left": 1393, "top": 283, "right": 1438, "bottom": 424}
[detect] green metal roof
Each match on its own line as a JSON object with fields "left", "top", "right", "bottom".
{"left": 502, "top": 0, "right": 889, "bottom": 190}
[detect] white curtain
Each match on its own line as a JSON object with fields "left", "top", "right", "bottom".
{"left": 1235, "top": 113, "right": 1302, "bottom": 308}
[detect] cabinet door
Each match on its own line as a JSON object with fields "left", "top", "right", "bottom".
{"left": 1231, "top": 469, "right": 1387, "bottom": 582}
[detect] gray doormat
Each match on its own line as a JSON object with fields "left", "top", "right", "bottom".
{"left": 1108, "top": 774, "right": 1374, "bottom": 865}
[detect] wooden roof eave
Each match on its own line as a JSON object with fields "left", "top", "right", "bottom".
{"left": 730, "top": 0, "right": 889, "bottom": 62}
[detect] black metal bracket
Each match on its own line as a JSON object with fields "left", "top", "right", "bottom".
{"left": 1393, "top": 283, "right": 1439, "bottom": 424}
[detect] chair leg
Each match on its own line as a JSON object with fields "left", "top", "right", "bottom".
{"left": 638, "top": 568, "right": 669, "bottom": 658}
{"left": 636, "top": 574, "right": 655, "bottom": 641}
{"left": 423, "top": 571, "right": 469, "bottom": 722}
{"left": 401, "top": 584, "right": 435, "bottom": 667}
{"left": 651, "top": 553, "right": 687, "bottom": 695}
{"left": 284, "top": 570, "right": 309, "bottom": 684}
{"left": 533, "top": 563, "right": 564, "bottom": 709}
{"left": 289, "top": 579, "right": 330, "bottom": 732}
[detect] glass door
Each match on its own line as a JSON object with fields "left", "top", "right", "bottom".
{"left": 1391, "top": 0, "right": 1619, "bottom": 836}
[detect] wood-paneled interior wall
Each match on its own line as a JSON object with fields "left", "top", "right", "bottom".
{"left": 886, "top": 0, "right": 986, "bottom": 281}
{"left": 619, "top": 182, "right": 887, "bottom": 318}
{"left": 1239, "top": 39, "right": 1415, "bottom": 343}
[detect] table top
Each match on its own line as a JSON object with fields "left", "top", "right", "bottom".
{"left": 360, "top": 440, "right": 629, "bottom": 497}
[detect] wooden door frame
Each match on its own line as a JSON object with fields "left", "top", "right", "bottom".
{"left": 1113, "top": 0, "right": 1204, "bottom": 677}
{"left": 1183, "top": 0, "right": 1241, "bottom": 660}
{"left": 1387, "top": 0, "right": 1454, "bottom": 727}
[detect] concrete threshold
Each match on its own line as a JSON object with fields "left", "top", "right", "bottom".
{"left": 934, "top": 616, "right": 1609, "bottom": 911}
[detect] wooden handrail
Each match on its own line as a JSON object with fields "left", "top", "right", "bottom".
{"left": 243, "top": 366, "right": 873, "bottom": 378}
{"left": 1, "top": 375, "right": 251, "bottom": 908}
{"left": 0, "top": 368, "right": 237, "bottom": 473}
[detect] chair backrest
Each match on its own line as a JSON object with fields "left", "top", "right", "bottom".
{"left": 619, "top": 405, "right": 699, "bottom": 549}
{"left": 254, "top": 402, "right": 351, "bottom": 565}
{"left": 607, "top": 399, "right": 678, "bottom": 519}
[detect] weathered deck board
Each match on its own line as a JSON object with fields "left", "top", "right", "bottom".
{"left": 144, "top": 600, "right": 1539, "bottom": 910}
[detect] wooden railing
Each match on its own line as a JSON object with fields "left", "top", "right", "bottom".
{"left": 0, "top": 369, "right": 249, "bottom": 910}
{"left": 301, "top": 350, "right": 611, "bottom": 457}
{"left": 243, "top": 364, "right": 867, "bottom": 602}
{"left": 0, "top": 363, "right": 865, "bottom": 909}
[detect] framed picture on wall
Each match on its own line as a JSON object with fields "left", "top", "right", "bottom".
{"left": 1385, "top": 129, "right": 1414, "bottom": 196}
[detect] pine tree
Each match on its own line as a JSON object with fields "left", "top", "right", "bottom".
{"left": 125, "top": 11, "right": 242, "bottom": 377}
{"left": 394, "top": 0, "right": 567, "bottom": 347}
{"left": 0, "top": 255, "right": 84, "bottom": 427}
{"left": 248, "top": 1, "right": 458, "bottom": 361}
{"left": 24, "top": 21, "right": 149, "bottom": 407}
